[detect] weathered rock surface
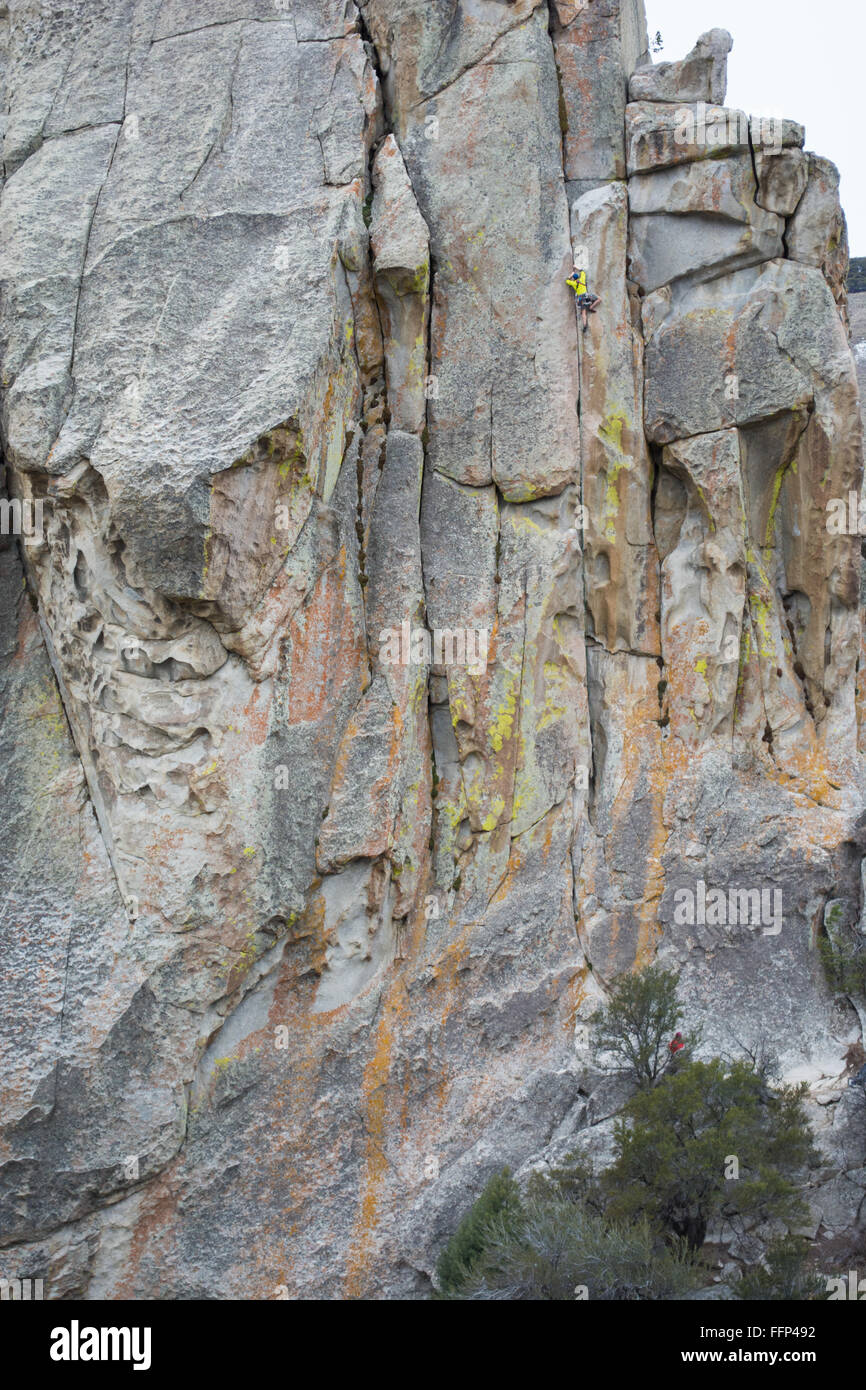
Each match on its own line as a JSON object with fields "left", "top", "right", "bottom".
{"left": 755, "top": 145, "right": 809, "bottom": 217}
{"left": 629, "top": 28, "right": 732, "bottom": 105}
{"left": 572, "top": 182, "right": 658, "bottom": 653}
{"left": 370, "top": 135, "right": 429, "bottom": 435}
{"left": 787, "top": 154, "right": 850, "bottom": 318}
{"left": 1, "top": 2, "right": 864, "bottom": 1301}
{"left": 551, "top": 0, "right": 648, "bottom": 198}
{"left": 626, "top": 102, "right": 803, "bottom": 175}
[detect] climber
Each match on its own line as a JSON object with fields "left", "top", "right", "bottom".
{"left": 669, "top": 1031, "right": 685, "bottom": 1056}
{"left": 566, "top": 266, "right": 602, "bottom": 333}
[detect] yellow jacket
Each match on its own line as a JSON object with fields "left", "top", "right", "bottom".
{"left": 567, "top": 270, "right": 587, "bottom": 296}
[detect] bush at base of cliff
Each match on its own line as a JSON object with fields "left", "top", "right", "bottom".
{"left": 526, "top": 1150, "right": 604, "bottom": 1211}
{"left": 732, "top": 1235, "right": 825, "bottom": 1301}
{"left": 434, "top": 1154, "right": 700, "bottom": 1301}
{"left": 604, "top": 1059, "right": 818, "bottom": 1250}
{"left": 434, "top": 1168, "right": 522, "bottom": 1297}
{"left": 448, "top": 1199, "right": 699, "bottom": 1301}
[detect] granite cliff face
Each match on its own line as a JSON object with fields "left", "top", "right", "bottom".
{"left": 1, "top": 0, "right": 864, "bottom": 1298}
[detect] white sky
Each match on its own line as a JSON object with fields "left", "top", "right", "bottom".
{"left": 643, "top": 0, "right": 866, "bottom": 254}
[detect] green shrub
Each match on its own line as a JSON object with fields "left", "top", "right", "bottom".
{"left": 435, "top": 1168, "right": 522, "bottom": 1297}
{"left": 604, "top": 1058, "right": 818, "bottom": 1249}
{"left": 526, "top": 1151, "right": 603, "bottom": 1212}
{"left": 454, "top": 1197, "right": 699, "bottom": 1301}
{"left": 733, "top": 1235, "right": 824, "bottom": 1301}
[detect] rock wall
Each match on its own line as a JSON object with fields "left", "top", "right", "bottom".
{"left": 0, "top": 0, "right": 864, "bottom": 1297}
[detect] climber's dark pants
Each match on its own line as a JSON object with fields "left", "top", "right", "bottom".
{"left": 576, "top": 292, "right": 601, "bottom": 333}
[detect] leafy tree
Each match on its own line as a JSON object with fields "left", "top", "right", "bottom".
{"left": 733, "top": 1235, "right": 824, "bottom": 1301}
{"left": 591, "top": 965, "right": 687, "bottom": 1089}
{"left": 604, "top": 1059, "right": 818, "bottom": 1250}
{"left": 435, "top": 1167, "right": 521, "bottom": 1297}
{"left": 454, "top": 1197, "right": 699, "bottom": 1301}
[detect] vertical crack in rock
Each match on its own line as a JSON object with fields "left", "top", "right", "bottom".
{"left": 308, "top": 5, "right": 438, "bottom": 1014}
{"left": 554, "top": 2, "right": 669, "bottom": 975}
